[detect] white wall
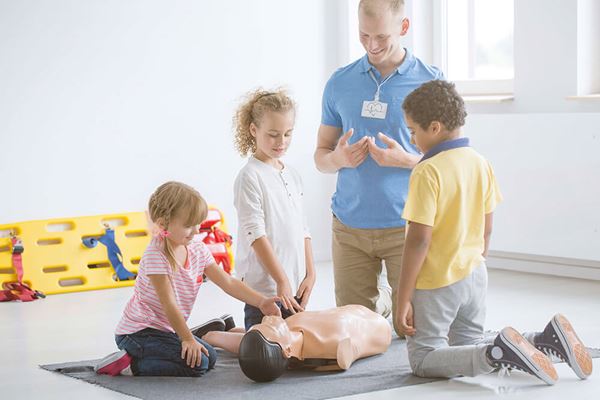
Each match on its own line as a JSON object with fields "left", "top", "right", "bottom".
{"left": 467, "top": 113, "right": 600, "bottom": 261}
{"left": 2, "top": 0, "right": 599, "bottom": 277}
{"left": 0, "top": 0, "right": 345, "bottom": 262}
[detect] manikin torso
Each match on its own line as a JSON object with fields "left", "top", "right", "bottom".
{"left": 250, "top": 304, "right": 392, "bottom": 370}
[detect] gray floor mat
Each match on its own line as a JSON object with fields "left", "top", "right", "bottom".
{"left": 40, "top": 337, "right": 438, "bottom": 400}
{"left": 40, "top": 334, "right": 600, "bottom": 400}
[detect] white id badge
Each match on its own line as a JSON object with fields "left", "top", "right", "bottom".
{"left": 361, "top": 100, "right": 388, "bottom": 119}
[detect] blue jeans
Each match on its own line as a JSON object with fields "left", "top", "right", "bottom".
{"left": 244, "top": 296, "right": 300, "bottom": 331}
{"left": 115, "top": 327, "right": 217, "bottom": 377}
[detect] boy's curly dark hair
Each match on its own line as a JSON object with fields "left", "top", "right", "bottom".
{"left": 402, "top": 80, "right": 467, "bottom": 131}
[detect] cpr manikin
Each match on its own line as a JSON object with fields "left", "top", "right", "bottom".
{"left": 202, "top": 305, "right": 392, "bottom": 382}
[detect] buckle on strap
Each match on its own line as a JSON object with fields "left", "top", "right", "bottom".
{"left": 10, "top": 232, "right": 24, "bottom": 254}
{"left": 1, "top": 232, "right": 46, "bottom": 301}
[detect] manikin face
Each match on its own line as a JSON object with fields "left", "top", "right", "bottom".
{"left": 251, "top": 316, "right": 298, "bottom": 358}
{"left": 358, "top": 7, "right": 409, "bottom": 67}
{"left": 405, "top": 114, "right": 441, "bottom": 154}
{"left": 250, "top": 110, "right": 295, "bottom": 163}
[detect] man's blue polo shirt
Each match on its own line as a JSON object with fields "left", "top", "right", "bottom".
{"left": 321, "top": 49, "right": 443, "bottom": 229}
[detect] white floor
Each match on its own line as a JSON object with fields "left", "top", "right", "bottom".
{"left": 1, "top": 262, "right": 599, "bottom": 400}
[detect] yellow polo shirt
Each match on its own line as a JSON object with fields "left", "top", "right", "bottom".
{"left": 402, "top": 146, "right": 502, "bottom": 289}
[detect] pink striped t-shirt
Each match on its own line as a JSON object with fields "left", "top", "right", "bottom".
{"left": 115, "top": 236, "right": 215, "bottom": 335}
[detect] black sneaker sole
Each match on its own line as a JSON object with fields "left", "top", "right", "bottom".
{"left": 191, "top": 318, "right": 226, "bottom": 338}
{"left": 219, "top": 314, "right": 236, "bottom": 331}
{"left": 500, "top": 327, "right": 558, "bottom": 385}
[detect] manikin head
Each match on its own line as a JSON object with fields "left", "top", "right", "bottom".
{"left": 238, "top": 330, "right": 288, "bottom": 382}
{"left": 238, "top": 316, "right": 300, "bottom": 382}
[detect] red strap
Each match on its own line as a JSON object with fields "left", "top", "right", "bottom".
{"left": 212, "top": 228, "right": 232, "bottom": 245}
{"left": 12, "top": 253, "right": 24, "bottom": 284}
{"left": 200, "top": 224, "right": 233, "bottom": 274}
{"left": 9, "top": 237, "right": 24, "bottom": 283}
{"left": 213, "top": 253, "right": 232, "bottom": 274}
{"left": 199, "top": 219, "right": 220, "bottom": 230}
{"left": 1, "top": 282, "right": 37, "bottom": 302}
{"left": 0, "top": 290, "right": 18, "bottom": 302}
{"left": 0, "top": 235, "right": 44, "bottom": 302}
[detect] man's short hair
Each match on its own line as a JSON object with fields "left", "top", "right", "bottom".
{"left": 402, "top": 80, "right": 467, "bottom": 131}
{"left": 359, "top": 0, "right": 405, "bottom": 17}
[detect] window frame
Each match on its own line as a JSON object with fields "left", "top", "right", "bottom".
{"left": 432, "top": 0, "right": 514, "bottom": 96}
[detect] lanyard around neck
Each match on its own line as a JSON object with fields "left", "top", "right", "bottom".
{"left": 368, "top": 69, "right": 395, "bottom": 102}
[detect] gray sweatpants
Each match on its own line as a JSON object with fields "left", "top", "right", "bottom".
{"left": 406, "top": 264, "right": 497, "bottom": 378}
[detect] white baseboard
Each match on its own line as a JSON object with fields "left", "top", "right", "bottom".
{"left": 316, "top": 251, "right": 600, "bottom": 281}
{"left": 487, "top": 251, "right": 600, "bottom": 281}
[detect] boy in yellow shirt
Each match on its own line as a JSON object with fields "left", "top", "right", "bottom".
{"left": 396, "top": 80, "right": 592, "bottom": 384}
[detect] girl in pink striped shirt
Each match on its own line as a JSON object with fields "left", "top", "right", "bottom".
{"left": 95, "top": 181, "right": 281, "bottom": 377}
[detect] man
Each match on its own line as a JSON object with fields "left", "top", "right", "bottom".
{"left": 314, "top": 0, "right": 442, "bottom": 335}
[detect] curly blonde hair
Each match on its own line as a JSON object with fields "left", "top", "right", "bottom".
{"left": 233, "top": 88, "right": 296, "bottom": 157}
{"left": 148, "top": 181, "right": 208, "bottom": 271}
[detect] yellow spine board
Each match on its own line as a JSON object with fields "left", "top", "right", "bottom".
{"left": 0, "top": 207, "right": 233, "bottom": 295}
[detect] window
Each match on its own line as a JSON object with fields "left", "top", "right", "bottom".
{"left": 344, "top": 0, "right": 515, "bottom": 96}
{"left": 347, "top": 0, "right": 363, "bottom": 62}
{"left": 575, "top": 0, "right": 600, "bottom": 97}
{"left": 434, "top": 0, "right": 514, "bottom": 95}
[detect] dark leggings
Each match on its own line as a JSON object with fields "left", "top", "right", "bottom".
{"left": 115, "top": 327, "right": 217, "bottom": 377}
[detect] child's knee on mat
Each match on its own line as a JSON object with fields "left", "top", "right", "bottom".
{"left": 189, "top": 353, "right": 213, "bottom": 376}
{"left": 206, "top": 347, "right": 217, "bottom": 369}
{"left": 195, "top": 338, "right": 218, "bottom": 370}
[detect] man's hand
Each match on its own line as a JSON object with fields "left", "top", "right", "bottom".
{"left": 368, "top": 132, "right": 420, "bottom": 168}
{"left": 332, "top": 128, "right": 369, "bottom": 169}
